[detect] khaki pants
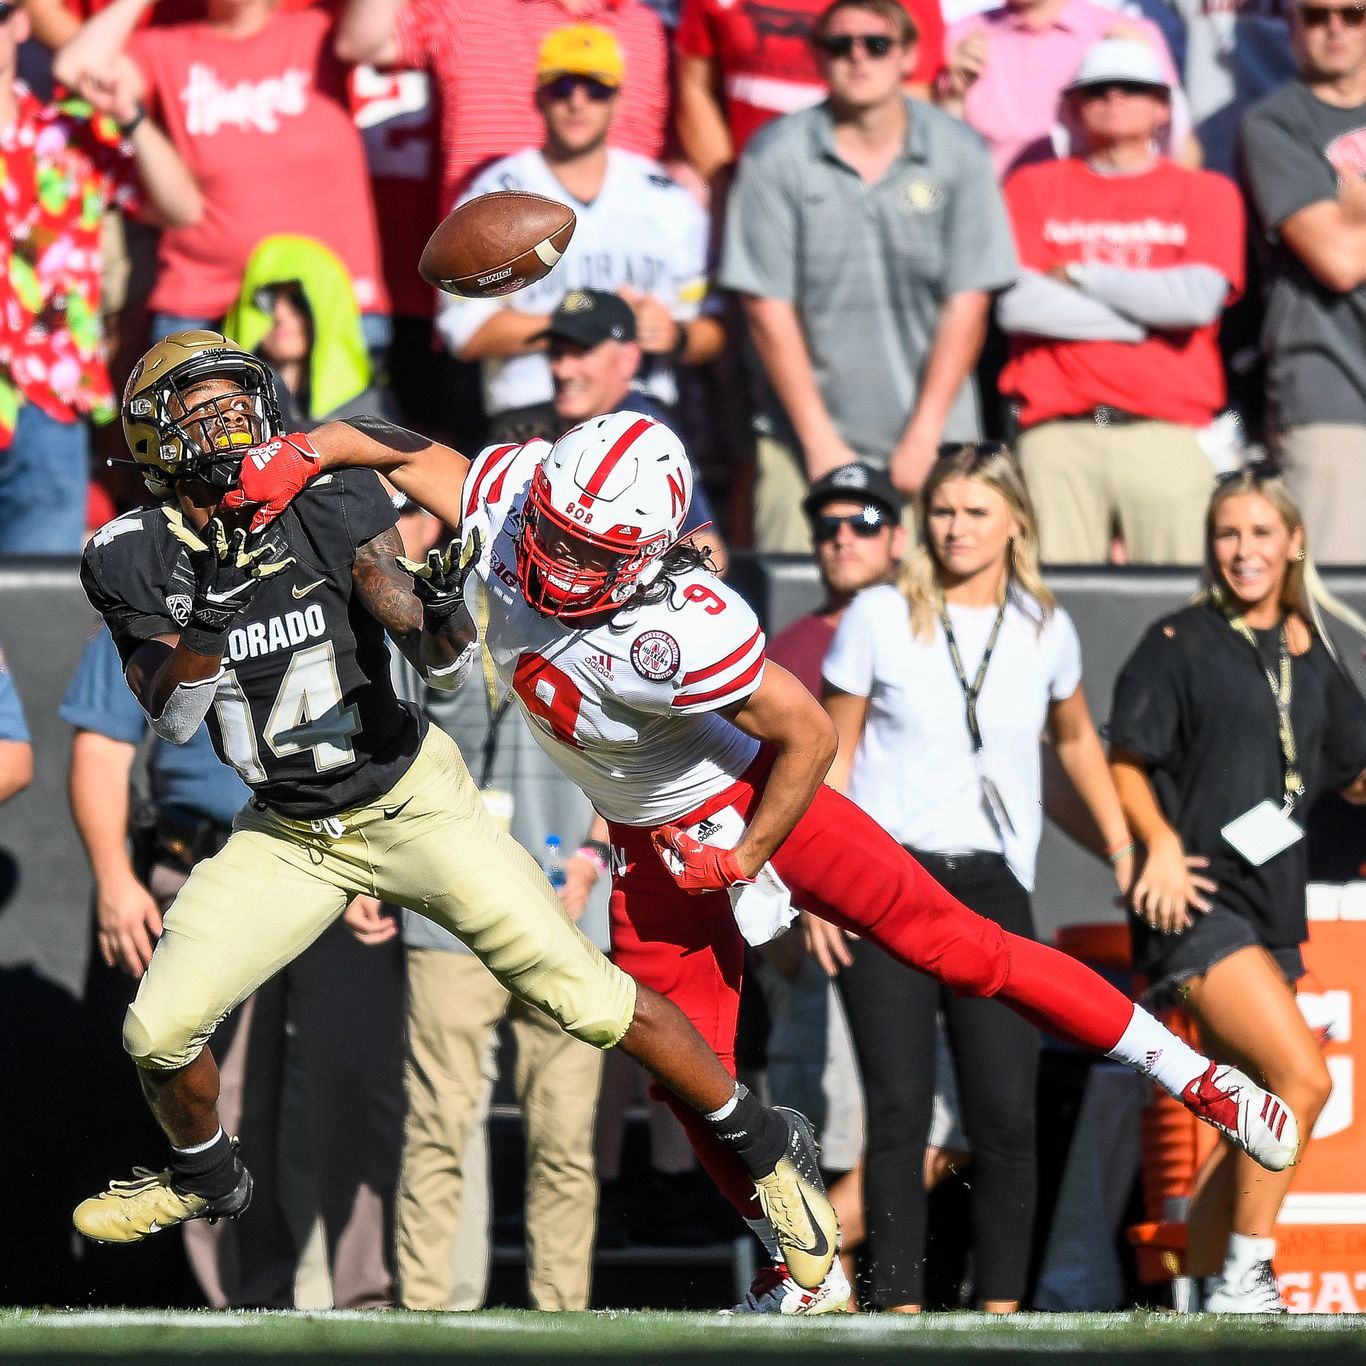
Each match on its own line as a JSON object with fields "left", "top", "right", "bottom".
{"left": 398, "top": 951, "right": 604, "bottom": 1310}
{"left": 1275, "top": 423, "right": 1366, "bottom": 566}
{"left": 1018, "top": 419, "right": 1214, "bottom": 564}
{"left": 125, "top": 726, "right": 636, "bottom": 1069}
{"left": 753, "top": 435, "right": 814, "bottom": 555}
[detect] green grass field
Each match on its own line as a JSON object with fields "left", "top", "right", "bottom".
{"left": 4, "top": 1309, "right": 1366, "bottom": 1365}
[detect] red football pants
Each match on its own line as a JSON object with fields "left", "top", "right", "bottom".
{"left": 607, "top": 759, "right": 1135, "bottom": 1222}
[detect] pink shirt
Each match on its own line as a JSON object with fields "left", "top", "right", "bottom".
{"left": 130, "top": 7, "right": 387, "bottom": 318}
{"left": 393, "top": 0, "right": 668, "bottom": 217}
{"left": 947, "top": 0, "right": 1181, "bottom": 180}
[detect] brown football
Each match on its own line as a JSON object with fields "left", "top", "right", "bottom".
{"left": 418, "top": 190, "right": 576, "bottom": 299}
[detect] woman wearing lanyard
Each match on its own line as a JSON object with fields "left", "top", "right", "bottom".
{"left": 815, "top": 443, "right": 1134, "bottom": 1313}
{"left": 1108, "top": 468, "right": 1366, "bottom": 1313}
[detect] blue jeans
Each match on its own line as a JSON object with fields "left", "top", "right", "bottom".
{"left": 0, "top": 403, "right": 90, "bottom": 554}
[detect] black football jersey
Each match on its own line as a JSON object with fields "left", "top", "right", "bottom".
{"left": 80, "top": 469, "right": 427, "bottom": 817}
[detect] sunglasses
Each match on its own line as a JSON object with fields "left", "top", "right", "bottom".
{"left": 540, "top": 74, "right": 618, "bottom": 102}
{"left": 1300, "top": 3, "right": 1366, "bottom": 25}
{"left": 1076, "top": 79, "right": 1168, "bottom": 99}
{"left": 816, "top": 33, "right": 898, "bottom": 59}
{"left": 813, "top": 506, "right": 893, "bottom": 542}
{"left": 1215, "top": 460, "right": 1283, "bottom": 487}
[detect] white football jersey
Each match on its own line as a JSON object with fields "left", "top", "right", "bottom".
{"left": 437, "top": 147, "right": 713, "bottom": 417}
{"left": 460, "top": 442, "right": 763, "bottom": 826}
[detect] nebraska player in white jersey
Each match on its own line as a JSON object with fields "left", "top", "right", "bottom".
{"left": 230, "top": 411, "right": 1301, "bottom": 1316}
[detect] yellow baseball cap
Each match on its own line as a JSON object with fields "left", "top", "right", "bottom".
{"left": 536, "top": 24, "right": 625, "bottom": 89}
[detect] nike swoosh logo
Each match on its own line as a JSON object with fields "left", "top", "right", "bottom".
{"left": 382, "top": 797, "right": 414, "bottom": 820}
{"left": 292, "top": 578, "right": 326, "bottom": 600}
{"left": 790, "top": 1187, "right": 831, "bottom": 1259}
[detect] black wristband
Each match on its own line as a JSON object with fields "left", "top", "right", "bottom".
{"left": 117, "top": 104, "right": 147, "bottom": 137}
{"left": 180, "top": 621, "right": 228, "bottom": 658}
{"left": 670, "top": 321, "right": 690, "bottom": 359}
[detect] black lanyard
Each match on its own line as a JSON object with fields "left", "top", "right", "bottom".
{"left": 937, "top": 594, "right": 1006, "bottom": 755}
{"left": 1226, "top": 614, "right": 1304, "bottom": 812}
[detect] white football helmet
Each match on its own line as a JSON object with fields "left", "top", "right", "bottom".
{"left": 516, "top": 411, "right": 693, "bottom": 619}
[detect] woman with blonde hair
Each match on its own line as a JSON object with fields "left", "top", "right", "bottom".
{"left": 1108, "top": 465, "right": 1366, "bottom": 1312}
{"left": 815, "top": 441, "right": 1135, "bottom": 1312}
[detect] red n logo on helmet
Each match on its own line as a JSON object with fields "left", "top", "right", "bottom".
{"left": 667, "top": 470, "right": 686, "bottom": 520}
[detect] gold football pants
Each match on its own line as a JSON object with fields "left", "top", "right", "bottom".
{"left": 124, "top": 726, "right": 636, "bottom": 1070}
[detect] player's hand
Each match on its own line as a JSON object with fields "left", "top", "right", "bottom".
{"left": 95, "top": 870, "right": 163, "bottom": 978}
{"left": 558, "top": 854, "right": 597, "bottom": 921}
{"left": 943, "top": 28, "right": 989, "bottom": 101}
{"left": 169, "top": 517, "right": 294, "bottom": 647}
{"left": 651, "top": 824, "right": 755, "bottom": 894}
{"left": 802, "top": 909, "right": 854, "bottom": 977}
{"left": 220, "top": 433, "right": 322, "bottom": 531}
{"left": 396, "top": 529, "right": 483, "bottom": 627}
{"left": 1131, "top": 832, "right": 1216, "bottom": 935}
{"left": 343, "top": 894, "right": 398, "bottom": 946}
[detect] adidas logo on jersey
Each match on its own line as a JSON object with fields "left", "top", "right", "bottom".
{"left": 586, "top": 653, "right": 614, "bottom": 680}
{"left": 224, "top": 605, "right": 327, "bottom": 663}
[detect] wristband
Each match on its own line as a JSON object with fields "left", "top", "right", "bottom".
{"left": 669, "top": 321, "right": 690, "bottom": 359}
{"left": 117, "top": 104, "right": 147, "bottom": 138}
{"left": 180, "top": 620, "right": 228, "bottom": 658}
{"left": 574, "top": 841, "right": 610, "bottom": 877}
{"left": 1106, "top": 842, "right": 1135, "bottom": 866}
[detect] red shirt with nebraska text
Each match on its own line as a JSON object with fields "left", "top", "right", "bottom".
{"left": 675, "top": 0, "right": 944, "bottom": 155}
{"left": 1000, "top": 158, "right": 1245, "bottom": 429}
{"left": 128, "top": 7, "right": 387, "bottom": 318}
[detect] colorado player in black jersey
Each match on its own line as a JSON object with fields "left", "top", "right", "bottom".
{"left": 74, "top": 332, "right": 838, "bottom": 1293}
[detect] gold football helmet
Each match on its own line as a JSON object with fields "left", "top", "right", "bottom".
{"left": 122, "top": 331, "right": 282, "bottom": 497}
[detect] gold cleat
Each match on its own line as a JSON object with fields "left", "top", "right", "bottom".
{"left": 752, "top": 1107, "right": 839, "bottom": 1290}
{"left": 73, "top": 1161, "right": 253, "bottom": 1244}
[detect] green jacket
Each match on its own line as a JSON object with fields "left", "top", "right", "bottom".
{"left": 222, "top": 235, "right": 372, "bottom": 424}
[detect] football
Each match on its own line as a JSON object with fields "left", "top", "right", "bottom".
{"left": 418, "top": 190, "right": 576, "bottom": 299}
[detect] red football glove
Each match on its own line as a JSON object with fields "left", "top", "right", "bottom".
{"left": 220, "top": 433, "right": 322, "bottom": 531}
{"left": 651, "top": 824, "right": 755, "bottom": 895}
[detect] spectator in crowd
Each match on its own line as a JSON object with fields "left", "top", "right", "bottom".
{"left": 0, "top": 0, "right": 199, "bottom": 553}
{"left": 61, "top": 625, "right": 404, "bottom": 1309}
{"left": 674, "top": 0, "right": 946, "bottom": 188}
{"left": 997, "top": 39, "right": 1244, "bottom": 565}
{"left": 940, "top": 0, "right": 1185, "bottom": 180}
{"left": 397, "top": 666, "right": 606, "bottom": 1312}
{"left": 0, "top": 637, "right": 32, "bottom": 802}
{"left": 53, "top": 0, "right": 389, "bottom": 351}
{"left": 436, "top": 26, "right": 722, "bottom": 445}
{"left": 1164, "top": 0, "right": 1294, "bottom": 177}
{"left": 1239, "top": 1, "right": 1366, "bottom": 566}
{"left": 721, "top": 0, "right": 1018, "bottom": 551}
{"left": 1107, "top": 468, "right": 1366, "bottom": 1312}
{"left": 540, "top": 289, "right": 727, "bottom": 570}
{"left": 336, "top": 0, "right": 668, "bottom": 226}
{"left": 222, "top": 235, "right": 390, "bottom": 431}
{"left": 817, "top": 443, "right": 1134, "bottom": 1313}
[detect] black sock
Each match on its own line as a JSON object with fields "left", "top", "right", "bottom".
{"left": 708, "top": 1086, "right": 788, "bottom": 1180}
{"left": 170, "top": 1131, "right": 241, "bottom": 1199}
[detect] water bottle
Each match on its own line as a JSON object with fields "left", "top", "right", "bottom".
{"left": 543, "top": 834, "right": 566, "bottom": 889}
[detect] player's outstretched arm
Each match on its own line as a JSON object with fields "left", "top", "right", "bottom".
{"left": 353, "top": 526, "right": 477, "bottom": 686}
{"left": 318, "top": 418, "right": 471, "bottom": 528}
{"left": 720, "top": 662, "right": 837, "bottom": 877}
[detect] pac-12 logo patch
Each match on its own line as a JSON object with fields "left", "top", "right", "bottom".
{"left": 165, "top": 594, "right": 193, "bottom": 626}
{"left": 630, "top": 630, "right": 680, "bottom": 682}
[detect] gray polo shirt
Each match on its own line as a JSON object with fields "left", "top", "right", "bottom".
{"left": 1240, "top": 80, "right": 1366, "bottom": 429}
{"left": 720, "top": 97, "right": 1019, "bottom": 464}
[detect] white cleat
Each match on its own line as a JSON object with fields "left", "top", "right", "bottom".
{"left": 725, "top": 1259, "right": 852, "bottom": 1315}
{"left": 1179, "top": 1062, "right": 1299, "bottom": 1172}
{"left": 1204, "top": 1262, "right": 1286, "bottom": 1314}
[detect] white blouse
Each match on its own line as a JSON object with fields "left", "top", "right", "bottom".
{"left": 823, "top": 583, "right": 1082, "bottom": 892}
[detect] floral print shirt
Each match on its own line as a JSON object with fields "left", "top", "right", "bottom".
{"left": 0, "top": 83, "right": 140, "bottom": 445}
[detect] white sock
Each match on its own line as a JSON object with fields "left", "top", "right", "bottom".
{"left": 1106, "top": 1005, "right": 1208, "bottom": 1098}
{"left": 1223, "top": 1232, "right": 1276, "bottom": 1278}
{"left": 704, "top": 1083, "right": 742, "bottom": 1124}
{"left": 745, "top": 1217, "right": 781, "bottom": 1264}
{"left": 173, "top": 1126, "right": 225, "bottom": 1156}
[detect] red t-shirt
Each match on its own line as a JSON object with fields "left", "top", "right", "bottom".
{"left": 675, "top": 0, "right": 944, "bottom": 155}
{"left": 393, "top": 0, "right": 668, "bottom": 218}
{"left": 767, "top": 611, "right": 836, "bottom": 700}
{"left": 1000, "top": 158, "right": 1245, "bottom": 429}
{"left": 129, "top": 7, "right": 387, "bottom": 318}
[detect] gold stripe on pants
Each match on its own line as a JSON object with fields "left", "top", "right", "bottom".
{"left": 124, "top": 726, "right": 637, "bottom": 1070}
